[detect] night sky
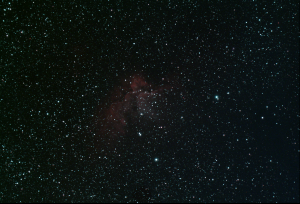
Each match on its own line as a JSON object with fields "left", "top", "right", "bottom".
{"left": 1, "top": 0, "right": 299, "bottom": 203}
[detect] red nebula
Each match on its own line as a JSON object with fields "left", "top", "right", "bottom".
{"left": 130, "top": 74, "right": 150, "bottom": 92}
{"left": 91, "top": 72, "right": 186, "bottom": 152}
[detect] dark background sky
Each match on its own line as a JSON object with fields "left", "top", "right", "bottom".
{"left": 1, "top": 0, "right": 299, "bottom": 203}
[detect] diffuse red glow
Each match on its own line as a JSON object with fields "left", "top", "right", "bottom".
{"left": 92, "top": 72, "right": 185, "bottom": 150}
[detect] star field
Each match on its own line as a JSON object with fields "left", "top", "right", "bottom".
{"left": 1, "top": 0, "right": 299, "bottom": 202}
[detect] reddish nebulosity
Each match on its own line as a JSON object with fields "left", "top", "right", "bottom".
{"left": 91, "top": 72, "right": 186, "bottom": 152}
{"left": 130, "top": 74, "right": 150, "bottom": 91}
